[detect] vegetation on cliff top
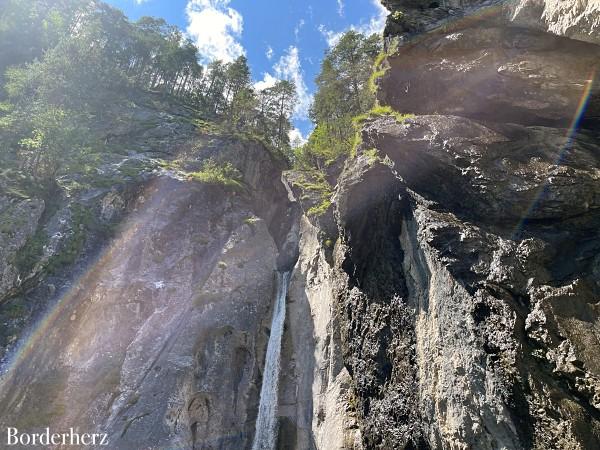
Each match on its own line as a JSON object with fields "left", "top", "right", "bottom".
{"left": 186, "top": 159, "right": 245, "bottom": 191}
{"left": 0, "top": 0, "right": 298, "bottom": 193}
{"left": 290, "top": 30, "right": 409, "bottom": 217}
{"left": 294, "top": 31, "right": 382, "bottom": 170}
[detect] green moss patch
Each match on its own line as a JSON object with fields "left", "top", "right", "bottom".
{"left": 186, "top": 158, "right": 245, "bottom": 191}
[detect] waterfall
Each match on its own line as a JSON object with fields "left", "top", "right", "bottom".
{"left": 252, "top": 271, "right": 291, "bottom": 450}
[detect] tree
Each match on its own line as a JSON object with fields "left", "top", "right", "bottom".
{"left": 225, "top": 57, "right": 251, "bottom": 100}
{"left": 14, "top": 104, "right": 88, "bottom": 179}
{"left": 0, "top": 0, "right": 302, "bottom": 184}
{"left": 254, "top": 80, "right": 296, "bottom": 152}
{"left": 271, "top": 80, "right": 297, "bottom": 150}
{"left": 0, "top": 0, "right": 88, "bottom": 77}
{"left": 303, "top": 30, "right": 382, "bottom": 167}
{"left": 228, "top": 87, "right": 258, "bottom": 130}
{"left": 202, "top": 60, "right": 228, "bottom": 115}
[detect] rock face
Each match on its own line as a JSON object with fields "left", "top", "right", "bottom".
{"left": 276, "top": 1, "right": 600, "bottom": 449}
{"left": 508, "top": 0, "right": 600, "bottom": 44}
{"left": 0, "top": 125, "right": 296, "bottom": 449}
{"left": 280, "top": 216, "right": 362, "bottom": 450}
{"left": 0, "top": 196, "right": 44, "bottom": 300}
{"left": 1, "top": 2, "right": 600, "bottom": 449}
{"left": 382, "top": 0, "right": 600, "bottom": 45}
{"left": 378, "top": 26, "right": 600, "bottom": 128}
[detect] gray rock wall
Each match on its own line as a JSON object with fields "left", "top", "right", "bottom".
{"left": 281, "top": 216, "right": 361, "bottom": 450}
{"left": 274, "top": 0, "right": 600, "bottom": 448}
{"left": 0, "top": 176, "right": 280, "bottom": 449}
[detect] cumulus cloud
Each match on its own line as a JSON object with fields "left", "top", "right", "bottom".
{"left": 319, "top": 0, "right": 388, "bottom": 47}
{"left": 186, "top": 0, "right": 245, "bottom": 63}
{"left": 318, "top": 24, "right": 344, "bottom": 47}
{"left": 266, "top": 45, "right": 274, "bottom": 60}
{"left": 253, "top": 73, "right": 278, "bottom": 91}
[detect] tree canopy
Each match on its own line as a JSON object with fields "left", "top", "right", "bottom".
{"left": 0, "top": 0, "right": 298, "bottom": 182}
{"left": 296, "top": 30, "right": 382, "bottom": 169}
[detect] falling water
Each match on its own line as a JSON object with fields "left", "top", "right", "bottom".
{"left": 252, "top": 271, "right": 291, "bottom": 450}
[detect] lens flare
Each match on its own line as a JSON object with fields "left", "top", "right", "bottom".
{"left": 511, "top": 69, "right": 597, "bottom": 240}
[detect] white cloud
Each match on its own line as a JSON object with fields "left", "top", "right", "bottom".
{"left": 289, "top": 128, "right": 307, "bottom": 147}
{"left": 318, "top": 24, "right": 344, "bottom": 47}
{"left": 266, "top": 45, "right": 274, "bottom": 60}
{"left": 274, "top": 46, "right": 312, "bottom": 120}
{"left": 320, "top": 0, "right": 389, "bottom": 47}
{"left": 358, "top": 0, "right": 388, "bottom": 36}
{"left": 186, "top": 0, "right": 245, "bottom": 63}
{"left": 254, "top": 46, "right": 313, "bottom": 121}
{"left": 253, "top": 73, "right": 278, "bottom": 91}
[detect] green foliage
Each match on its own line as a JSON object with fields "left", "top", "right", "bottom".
{"left": 307, "top": 199, "right": 332, "bottom": 217}
{"left": 14, "top": 228, "right": 47, "bottom": 274}
{"left": 0, "top": 0, "right": 300, "bottom": 193}
{"left": 352, "top": 105, "right": 414, "bottom": 126}
{"left": 291, "top": 170, "right": 333, "bottom": 217}
{"left": 373, "top": 51, "right": 387, "bottom": 70}
{"left": 363, "top": 148, "right": 381, "bottom": 165}
{"left": 187, "top": 159, "right": 245, "bottom": 191}
{"left": 0, "top": 0, "right": 85, "bottom": 75}
{"left": 368, "top": 68, "right": 388, "bottom": 94}
{"left": 304, "top": 118, "right": 354, "bottom": 164}
{"left": 298, "top": 31, "right": 382, "bottom": 169}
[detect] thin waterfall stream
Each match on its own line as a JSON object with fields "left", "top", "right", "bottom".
{"left": 252, "top": 271, "right": 291, "bottom": 450}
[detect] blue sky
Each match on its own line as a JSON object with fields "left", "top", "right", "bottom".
{"left": 104, "top": 0, "right": 388, "bottom": 140}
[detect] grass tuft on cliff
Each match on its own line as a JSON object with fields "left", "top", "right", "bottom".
{"left": 290, "top": 170, "right": 333, "bottom": 217}
{"left": 187, "top": 159, "right": 245, "bottom": 191}
{"left": 353, "top": 105, "right": 414, "bottom": 126}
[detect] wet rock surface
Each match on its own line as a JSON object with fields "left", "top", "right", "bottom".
{"left": 278, "top": 1, "right": 600, "bottom": 449}
{"left": 378, "top": 26, "right": 600, "bottom": 128}
{"left": 1, "top": 2, "right": 600, "bottom": 449}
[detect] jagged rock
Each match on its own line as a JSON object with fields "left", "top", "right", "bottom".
{"left": 274, "top": 1, "right": 600, "bottom": 448}
{"left": 381, "top": 0, "right": 503, "bottom": 38}
{"left": 382, "top": 0, "right": 600, "bottom": 45}
{"left": 0, "top": 133, "right": 296, "bottom": 449}
{"left": 100, "top": 191, "right": 126, "bottom": 222}
{"left": 508, "top": 0, "right": 600, "bottom": 44}
{"left": 361, "top": 115, "right": 600, "bottom": 225}
{"left": 282, "top": 216, "right": 362, "bottom": 450}
{"left": 1, "top": 2, "right": 599, "bottom": 449}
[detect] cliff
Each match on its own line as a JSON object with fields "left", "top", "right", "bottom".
{"left": 0, "top": 95, "right": 298, "bottom": 448}
{"left": 279, "top": 0, "right": 600, "bottom": 449}
{"left": 1, "top": 1, "right": 599, "bottom": 449}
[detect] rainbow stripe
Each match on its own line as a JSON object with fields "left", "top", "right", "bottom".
{"left": 511, "top": 69, "right": 597, "bottom": 239}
